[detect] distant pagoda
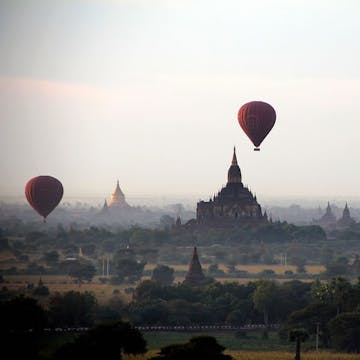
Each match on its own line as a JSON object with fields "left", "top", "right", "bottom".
{"left": 337, "top": 203, "right": 356, "bottom": 228}
{"left": 100, "top": 199, "right": 109, "bottom": 214}
{"left": 183, "top": 247, "right": 206, "bottom": 286}
{"left": 322, "top": 202, "right": 336, "bottom": 223}
{"left": 315, "top": 202, "right": 337, "bottom": 230}
{"left": 108, "top": 180, "right": 130, "bottom": 208}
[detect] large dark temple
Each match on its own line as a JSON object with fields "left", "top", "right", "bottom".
{"left": 196, "top": 147, "right": 267, "bottom": 226}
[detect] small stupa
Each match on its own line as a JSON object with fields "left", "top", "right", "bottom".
{"left": 183, "top": 247, "right": 206, "bottom": 286}
{"left": 100, "top": 199, "right": 109, "bottom": 214}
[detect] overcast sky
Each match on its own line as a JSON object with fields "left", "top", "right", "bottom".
{"left": 1, "top": 0, "right": 360, "bottom": 206}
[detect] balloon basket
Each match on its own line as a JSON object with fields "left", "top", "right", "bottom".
{"left": 254, "top": 148, "right": 260, "bottom": 151}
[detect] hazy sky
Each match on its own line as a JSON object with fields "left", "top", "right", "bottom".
{"left": 1, "top": 0, "right": 360, "bottom": 205}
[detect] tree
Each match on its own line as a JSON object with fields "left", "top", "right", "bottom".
{"left": 113, "top": 258, "right": 146, "bottom": 283}
{"left": 152, "top": 264, "right": 175, "bottom": 286}
{"left": 53, "top": 321, "right": 147, "bottom": 360}
{"left": 226, "top": 309, "right": 246, "bottom": 326}
{"left": 325, "top": 258, "right": 349, "bottom": 276}
{"left": 289, "top": 328, "right": 309, "bottom": 360}
{"left": 113, "top": 249, "right": 146, "bottom": 283}
{"left": 329, "top": 277, "right": 352, "bottom": 315}
{"left": 60, "top": 259, "right": 96, "bottom": 285}
{"left": 291, "top": 256, "right": 307, "bottom": 274}
{"left": 311, "top": 277, "right": 352, "bottom": 315}
{"left": 0, "top": 295, "right": 47, "bottom": 333}
{"left": 150, "top": 336, "right": 232, "bottom": 360}
{"left": 0, "top": 295, "right": 47, "bottom": 360}
{"left": 208, "top": 263, "right": 225, "bottom": 276}
{"left": 160, "top": 215, "right": 175, "bottom": 230}
{"left": 284, "top": 302, "right": 336, "bottom": 348}
{"left": 48, "top": 291, "right": 97, "bottom": 327}
{"left": 133, "top": 279, "right": 167, "bottom": 302}
{"left": 329, "top": 312, "right": 360, "bottom": 353}
{"left": 43, "top": 250, "right": 60, "bottom": 266}
{"left": 252, "top": 280, "right": 279, "bottom": 336}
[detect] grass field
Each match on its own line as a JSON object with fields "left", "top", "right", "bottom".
{"left": 123, "top": 350, "right": 360, "bottom": 360}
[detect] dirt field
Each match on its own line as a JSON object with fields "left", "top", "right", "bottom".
{"left": 145, "top": 263, "right": 325, "bottom": 275}
{"left": 2, "top": 266, "right": 322, "bottom": 304}
{"left": 1, "top": 275, "right": 134, "bottom": 303}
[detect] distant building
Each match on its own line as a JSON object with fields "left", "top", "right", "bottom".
{"left": 98, "top": 180, "right": 135, "bottom": 221}
{"left": 314, "top": 202, "right": 356, "bottom": 231}
{"left": 315, "top": 202, "right": 337, "bottom": 230}
{"left": 183, "top": 247, "right": 206, "bottom": 286}
{"left": 196, "top": 147, "right": 266, "bottom": 227}
{"left": 337, "top": 203, "right": 356, "bottom": 228}
{"left": 100, "top": 199, "right": 109, "bottom": 214}
{"left": 108, "top": 180, "right": 130, "bottom": 208}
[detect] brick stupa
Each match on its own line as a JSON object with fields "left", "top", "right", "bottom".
{"left": 183, "top": 247, "right": 206, "bottom": 286}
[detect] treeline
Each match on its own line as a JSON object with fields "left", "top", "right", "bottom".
{"left": 1, "top": 221, "right": 359, "bottom": 276}
{"left": 1, "top": 277, "right": 359, "bottom": 353}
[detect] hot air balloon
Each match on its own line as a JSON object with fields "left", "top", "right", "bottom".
{"left": 237, "top": 101, "right": 276, "bottom": 151}
{"left": 25, "top": 176, "right": 64, "bottom": 222}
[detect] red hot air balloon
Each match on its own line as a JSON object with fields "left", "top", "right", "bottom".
{"left": 237, "top": 101, "right": 276, "bottom": 151}
{"left": 25, "top": 176, "right": 64, "bottom": 222}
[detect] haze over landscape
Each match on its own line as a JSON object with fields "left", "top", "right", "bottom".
{"left": 1, "top": 3, "right": 360, "bottom": 358}
{"left": 1, "top": 0, "right": 360, "bottom": 208}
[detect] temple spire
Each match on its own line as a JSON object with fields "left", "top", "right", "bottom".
{"left": 342, "top": 202, "right": 350, "bottom": 218}
{"left": 227, "top": 147, "right": 242, "bottom": 184}
{"left": 232, "top": 146, "right": 238, "bottom": 165}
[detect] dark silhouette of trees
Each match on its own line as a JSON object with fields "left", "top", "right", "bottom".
{"left": 0, "top": 295, "right": 47, "bottom": 360}
{"left": 152, "top": 264, "right": 175, "bottom": 286}
{"left": 150, "top": 336, "right": 232, "bottom": 360}
{"left": 329, "top": 312, "right": 360, "bottom": 353}
{"left": 0, "top": 295, "right": 47, "bottom": 333}
{"left": 53, "top": 321, "right": 146, "bottom": 360}
{"left": 284, "top": 277, "right": 360, "bottom": 351}
{"left": 48, "top": 291, "right": 97, "bottom": 328}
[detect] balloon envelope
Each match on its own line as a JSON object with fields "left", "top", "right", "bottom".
{"left": 237, "top": 101, "right": 276, "bottom": 149}
{"left": 25, "top": 176, "right": 63, "bottom": 220}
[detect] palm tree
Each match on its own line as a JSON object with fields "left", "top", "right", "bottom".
{"left": 289, "top": 328, "right": 309, "bottom": 360}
